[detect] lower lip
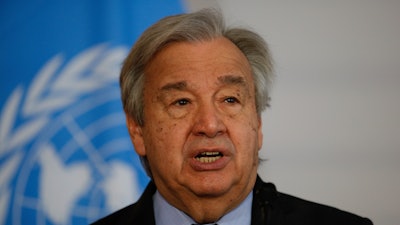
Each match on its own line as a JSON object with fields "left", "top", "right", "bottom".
{"left": 189, "top": 156, "right": 230, "bottom": 171}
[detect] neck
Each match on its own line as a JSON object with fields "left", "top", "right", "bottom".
{"left": 155, "top": 188, "right": 254, "bottom": 225}
{"left": 158, "top": 177, "right": 256, "bottom": 224}
{"left": 183, "top": 198, "right": 240, "bottom": 223}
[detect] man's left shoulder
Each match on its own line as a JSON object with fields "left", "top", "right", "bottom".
{"left": 253, "top": 177, "right": 373, "bottom": 225}
{"left": 275, "top": 192, "right": 373, "bottom": 225}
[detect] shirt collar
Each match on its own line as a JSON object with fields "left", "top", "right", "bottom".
{"left": 153, "top": 190, "right": 252, "bottom": 225}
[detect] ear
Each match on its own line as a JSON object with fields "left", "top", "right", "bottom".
{"left": 126, "top": 115, "right": 146, "bottom": 156}
{"left": 257, "top": 115, "right": 263, "bottom": 151}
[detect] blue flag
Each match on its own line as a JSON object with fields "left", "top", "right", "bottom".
{"left": 0, "top": 1, "right": 184, "bottom": 224}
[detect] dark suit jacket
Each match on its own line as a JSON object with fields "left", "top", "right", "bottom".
{"left": 91, "top": 176, "right": 373, "bottom": 225}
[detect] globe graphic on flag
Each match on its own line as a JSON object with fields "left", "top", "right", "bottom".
{"left": 11, "top": 88, "right": 145, "bottom": 225}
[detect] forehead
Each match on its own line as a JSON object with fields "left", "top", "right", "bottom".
{"left": 144, "top": 37, "right": 254, "bottom": 88}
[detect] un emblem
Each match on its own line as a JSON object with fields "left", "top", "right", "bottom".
{"left": 0, "top": 44, "right": 148, "bottom": 225}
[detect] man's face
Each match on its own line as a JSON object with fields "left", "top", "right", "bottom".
{"left": 127, "top": 37, "right": 262, "bottom": 209}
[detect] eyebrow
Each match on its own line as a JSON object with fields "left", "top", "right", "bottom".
{"left": 218, "top": 75, "right": 247, "bottom": 86}
{"left": 159, "top": 75, "right": 247, "bottom": 92}
{"left": 160, "top": 81, "right": 187, "bottom": 91}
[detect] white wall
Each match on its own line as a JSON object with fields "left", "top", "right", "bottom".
{"left": 186, "top": 1, "right": 400, "bottom": 224}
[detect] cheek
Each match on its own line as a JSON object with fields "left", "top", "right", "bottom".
{"left": 144, "top": 121, "right": 189, "bottom": 181}
{"left": 144, "top": 121, "right": 170, "bottom": 147}
{"left": 143, "top": 119, "right": 183, "bottom": 159}
{"left": 233, "top": 118, "right": 261, "bottom": 157}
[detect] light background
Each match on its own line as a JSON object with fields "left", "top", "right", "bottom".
{"left": 185, "top": 1, "right": 400, "bottom": 224}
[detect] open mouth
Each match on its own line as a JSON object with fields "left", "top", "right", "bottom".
{"left": 194, "top": 151, "right": 223, "bottom": 163}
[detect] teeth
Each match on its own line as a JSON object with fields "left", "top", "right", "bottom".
{"left": 196, "top": 155, "right": 221, "bottom": 163}
{"left": 195, "top": 152, "right": 222, "bottom": 163}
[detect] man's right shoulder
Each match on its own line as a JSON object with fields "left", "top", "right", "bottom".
{"left": 90, "top": 181, "right": 157, "bottom": 225}
{"left": 92, "top": 203, "right": 148, "bottom": 225}
{"left": 91, "top": 203, "right": 139, "bottom": 225}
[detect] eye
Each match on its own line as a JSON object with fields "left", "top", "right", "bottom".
{"left": 174, "top": 98, "right": 190, "bottom": 106}
{"left": 224, "top": 97, "right": 239, "bottom": 104}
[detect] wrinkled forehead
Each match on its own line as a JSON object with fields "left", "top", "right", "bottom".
{"left": 143, "top": 37, "right": 254, "bottom": 87}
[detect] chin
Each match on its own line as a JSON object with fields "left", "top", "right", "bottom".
{"left": 191, "top": 186, "right": 230, "bottom": 198}
{"left": 187, "top": 174, "right": 236, "bottom": 197}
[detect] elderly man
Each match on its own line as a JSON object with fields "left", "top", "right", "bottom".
{"left": 92, "top": 8, "right": 372, "bottom": 225}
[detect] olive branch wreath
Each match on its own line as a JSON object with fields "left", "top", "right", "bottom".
{"left": 0, "top": 44, "right": 127, "bottom": 224}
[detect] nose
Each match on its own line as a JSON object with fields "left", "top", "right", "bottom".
{"left": 192, "top": 102, "right": 227, "bottom": 138}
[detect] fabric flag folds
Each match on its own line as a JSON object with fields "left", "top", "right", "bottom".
{"left": 0, "top": 1, "right": 184, "bottom": 224}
